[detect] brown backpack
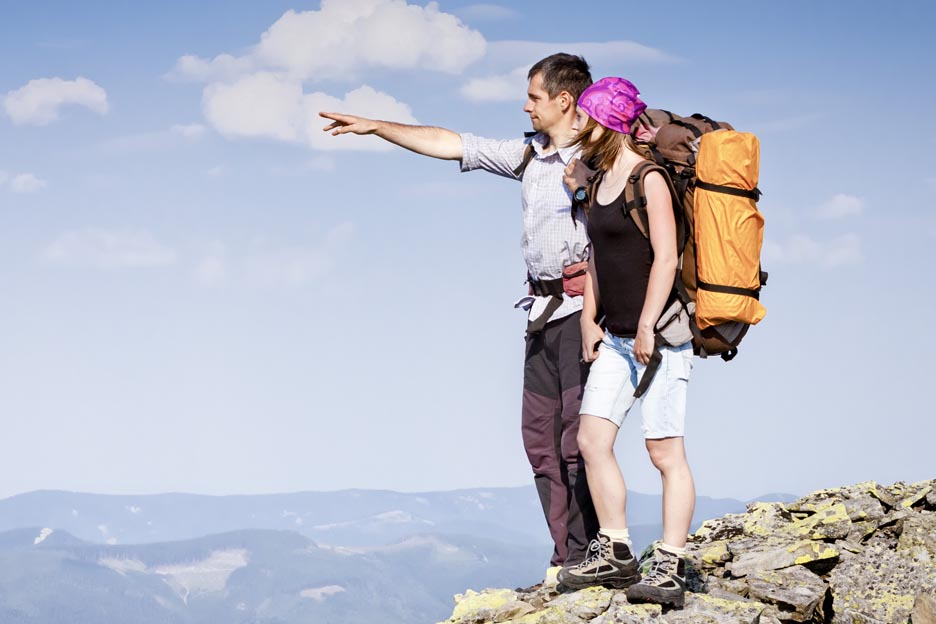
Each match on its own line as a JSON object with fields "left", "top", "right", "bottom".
{"left": 624, "top": 112, "right": 767, "bottom": 365}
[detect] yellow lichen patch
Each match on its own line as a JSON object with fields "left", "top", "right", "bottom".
{"left": 687, "top": 592, "right": 767, "bottom": 618}
{"left": 700, "top": 541, "right": 730, "bottom": 566}
{"left": 792, "top": 542, "right": 839, "bottom": 566}
{"left": 449, "top": 588, "right": 517, "bottom": 621}
{"left": 510, "top": 605, "right": 565, "bottom": 624}
{"left": 743, "top": 503, "right": 788, "bottom": 537}
{"left": 900, "top": 483, "right": 933, "bottom": 508}
{"left": 544, "top": 585, "right": 613, "bottom": 617}
{"left": 782, "top": 503, "right": 851, "bottom": 540}
{"left": 617, "top": 602, "right": 663, "bottom": 616}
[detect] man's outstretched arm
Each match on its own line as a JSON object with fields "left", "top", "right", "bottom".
{"left": 320, "top": 112, "right": 463, "bottom": 161}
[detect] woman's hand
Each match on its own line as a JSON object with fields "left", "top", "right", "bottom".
{"left": 633, "top": 326, "right": 655, "bottom": 365}
{"left": 563, "top": 158, "right": 595, "bottom": 194}
{"left": 581, "top": 320, "right": 605, "bottom": 363}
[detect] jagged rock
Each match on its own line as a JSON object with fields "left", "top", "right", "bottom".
{"left": 701, "top": 576, "right": 749, "bottom": 598}
{"left": 439, "top": 479, "right": 936, "bottom": 624}
{"left": 896, "top": 481, "right": 933, "bottom": 510}
{"left": 745, "top": 565, "right": 827, "bottom": 622}
{"left": 845, "top": 519, "right": 878, "bottom": 543}
{"left": 509, "top": 606, "right": 583, "bottom": 623}
{"left": 545, "top": 586, "right": 613, "bottom": 620}
{"left": 729, "top": 539, "right": 839, "bottom": 577}
{"left": 742, "top": 503, "right": 795, "bottom": 537}
{"left": 787, "top": 502, "right": 852, "bottom": 540}
{"left": 869, "top": 482, "right": 900, "bottom": 509}
{"left": 692, "top": 513, "right": 745, "bottom": 543}
{"left": 590, "top": 594, "right": 662, "bottom": 623}
{"left": 692, "top": 539, "right": 731, "bottom": 568}
{"left": 445, "top": 588, "right": 519, "bottom": 624}
{"left": 659, "top": 593, "right": 765, "bottom": 623}
{"left": 492, "top": 600, "right": 537, "bottom": 622}
{"left": 912, "top": 593, "right": 936, "bottom": 624}
{"left": 896, "top": 511, "right": 936, "bottom": 564}
{"left": 829, "top": 540, "right": 936, "bottom": 624}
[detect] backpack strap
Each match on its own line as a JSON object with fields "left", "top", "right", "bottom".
{"left": 621, "top": 162, "right": 691, "bottom": 399}
{"left": 689, "top": 113, "right": 721, "bottom": 130}
{"left": 512, "top": 132, "right": 539, "bottom": 178}
{"left": 621, "top": 161, "right": 688, "bottom": 255}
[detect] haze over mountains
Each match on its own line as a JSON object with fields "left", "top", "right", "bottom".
{"left": 0, "top": 487, "right": 785, "bottom": 623}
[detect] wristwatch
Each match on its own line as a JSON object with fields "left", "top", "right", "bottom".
{"left": 573, "top": 186, "right": 588, "bottom": 203}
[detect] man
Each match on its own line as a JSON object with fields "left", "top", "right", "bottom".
{"left": 320, "top": 53, "right": 598, "bottom": 579}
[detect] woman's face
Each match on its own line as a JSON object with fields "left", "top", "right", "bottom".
{"left": 572, "top": 106, "right": 588, "bottom": 133}
{"left": 572, "top": 106, "right": 604, "bottom": 144}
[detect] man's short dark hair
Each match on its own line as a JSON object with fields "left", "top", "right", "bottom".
{"left": 528, "top": 53, "right": 592, "bottom": 102}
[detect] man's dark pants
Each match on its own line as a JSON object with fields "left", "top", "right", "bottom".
{"left": 522, "top": 310, "right": 599, "bottom": 567}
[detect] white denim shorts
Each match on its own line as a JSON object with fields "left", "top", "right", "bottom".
{"left": 580, "top": 333, "right": 693, "bottom": 438}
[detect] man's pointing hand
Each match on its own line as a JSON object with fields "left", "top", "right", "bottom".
{"left": 320, "top": 112, "right": 378, "bottom": 136}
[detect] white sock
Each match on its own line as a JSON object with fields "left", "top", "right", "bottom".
{"left": 660, "top": 542, "right": 686, "bottom": 556}
{"left": 599, "top": 528, "right": 632, "bottom": 546}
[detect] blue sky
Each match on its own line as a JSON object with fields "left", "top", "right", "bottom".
{"left": 1, "top": 0, "right": 934, "bottom": 502}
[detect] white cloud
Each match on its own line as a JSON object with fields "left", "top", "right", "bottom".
{"left": 203, "top": 74, "right": 417, "bottom": 151}
{"left": 170, "top": 1, "right": 486, "bottom": 83}
{"left": 42, "top": 228, "right": 178, "bottom": 270}
{"left": 454, "top": 4, "right": 519, "bottom": 21}
{"left": 484, "top": 40, "right": 678, "bottom": 69}
{"left": 815, "top": 194, "right": 864, "bottom": 220}
{"left": 3, "top": 77, "right": 108, "bottom": 126}
{"left": 245, "top": 222, "right": 354, "bottom": 287}
{"left": 10, "top": 173, "right": 47, "bottom": 193}
{"left": 461, "top": 40, "right": 676, "bottom": 101}
{"left": 170, "top": 123, "right": 208, "bottom": 139}
{"left": 169, "top": 53, "right": 257, "bottom": 84}
{"left": 206, "top": 165, "right": 226, "bottom": 177}
{"left": 204, "top": 72, "right": 303, "bottom": 142}
{"left": 460, "top": 66, "right": 529, "bottom": 102}
{"left": 762, "top": 233, "right": 861, "bottom": 268}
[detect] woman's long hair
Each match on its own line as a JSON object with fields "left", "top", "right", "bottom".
{"left": 571, "top": 118, "right": 650, "bottom": 214}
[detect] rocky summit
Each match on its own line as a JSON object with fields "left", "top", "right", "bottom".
{"left": 438, "top": 479, "right": 936, "bottom": 624}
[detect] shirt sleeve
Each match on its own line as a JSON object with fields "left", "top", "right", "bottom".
{"left": 459, "top": 133, "right": 529, "bottom": 180}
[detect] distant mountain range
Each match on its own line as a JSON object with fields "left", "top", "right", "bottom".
{"left": 0, "top": 487, "right": 794, "bottom": 623}
{"left": 0, "top": 486, "right": 770, "bottom": 549}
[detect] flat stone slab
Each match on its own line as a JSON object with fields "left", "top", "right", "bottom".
{"left": 746, "top": 565, "right": 828, "bottom": 622}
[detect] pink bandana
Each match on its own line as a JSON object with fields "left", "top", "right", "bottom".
{"left": 578, "top": 77, "right": 647, "bottom": 134}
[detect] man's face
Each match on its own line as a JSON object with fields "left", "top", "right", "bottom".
{"left": 523, "top": 72, "right": 566, "bottom": 133}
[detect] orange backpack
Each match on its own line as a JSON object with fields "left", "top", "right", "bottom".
{"left": 622, "top": 112, "right": 767, "bottom": 395}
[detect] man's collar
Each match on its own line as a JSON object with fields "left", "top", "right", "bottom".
{"left": 530, "top": 132, "right": 579, "bottom": 164}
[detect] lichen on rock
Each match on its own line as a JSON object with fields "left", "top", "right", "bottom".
{"left": 439, "top": 478, "right": 936, "bottom": 624}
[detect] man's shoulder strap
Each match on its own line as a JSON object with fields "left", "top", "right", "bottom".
{"left": 512, "top": 131, "right": 539, "bottom": 178}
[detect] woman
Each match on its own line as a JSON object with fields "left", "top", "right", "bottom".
{"left": 556, "top": 78, "right": 695, "bottom": 609}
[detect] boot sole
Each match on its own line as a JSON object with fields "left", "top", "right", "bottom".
{"left": 625, "top": 587, "right": 685, "bottom": 608}
{"left": 559, "top": 572, "right": 640, "bottom": 591}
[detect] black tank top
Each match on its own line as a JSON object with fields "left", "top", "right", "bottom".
{"left": 587, "top": 183, "right": 653, "bottom": 338}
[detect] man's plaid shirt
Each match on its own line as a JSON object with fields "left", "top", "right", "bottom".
{"left": 460, "top": 132, "right": 590, "bottom": 325}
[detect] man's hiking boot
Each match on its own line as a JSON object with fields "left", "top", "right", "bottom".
{"left": 625, "top": 547, "right": 687, "bottom": 608}
{"left": 557, "top": 533, "right": 640, "bottom": 590}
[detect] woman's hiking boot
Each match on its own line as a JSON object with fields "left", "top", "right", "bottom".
{"left": 625, "top": 547, "right": 687, "bottom": 608}
{"left": 557, "top": 533, "right": 640, "bottom": 590}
